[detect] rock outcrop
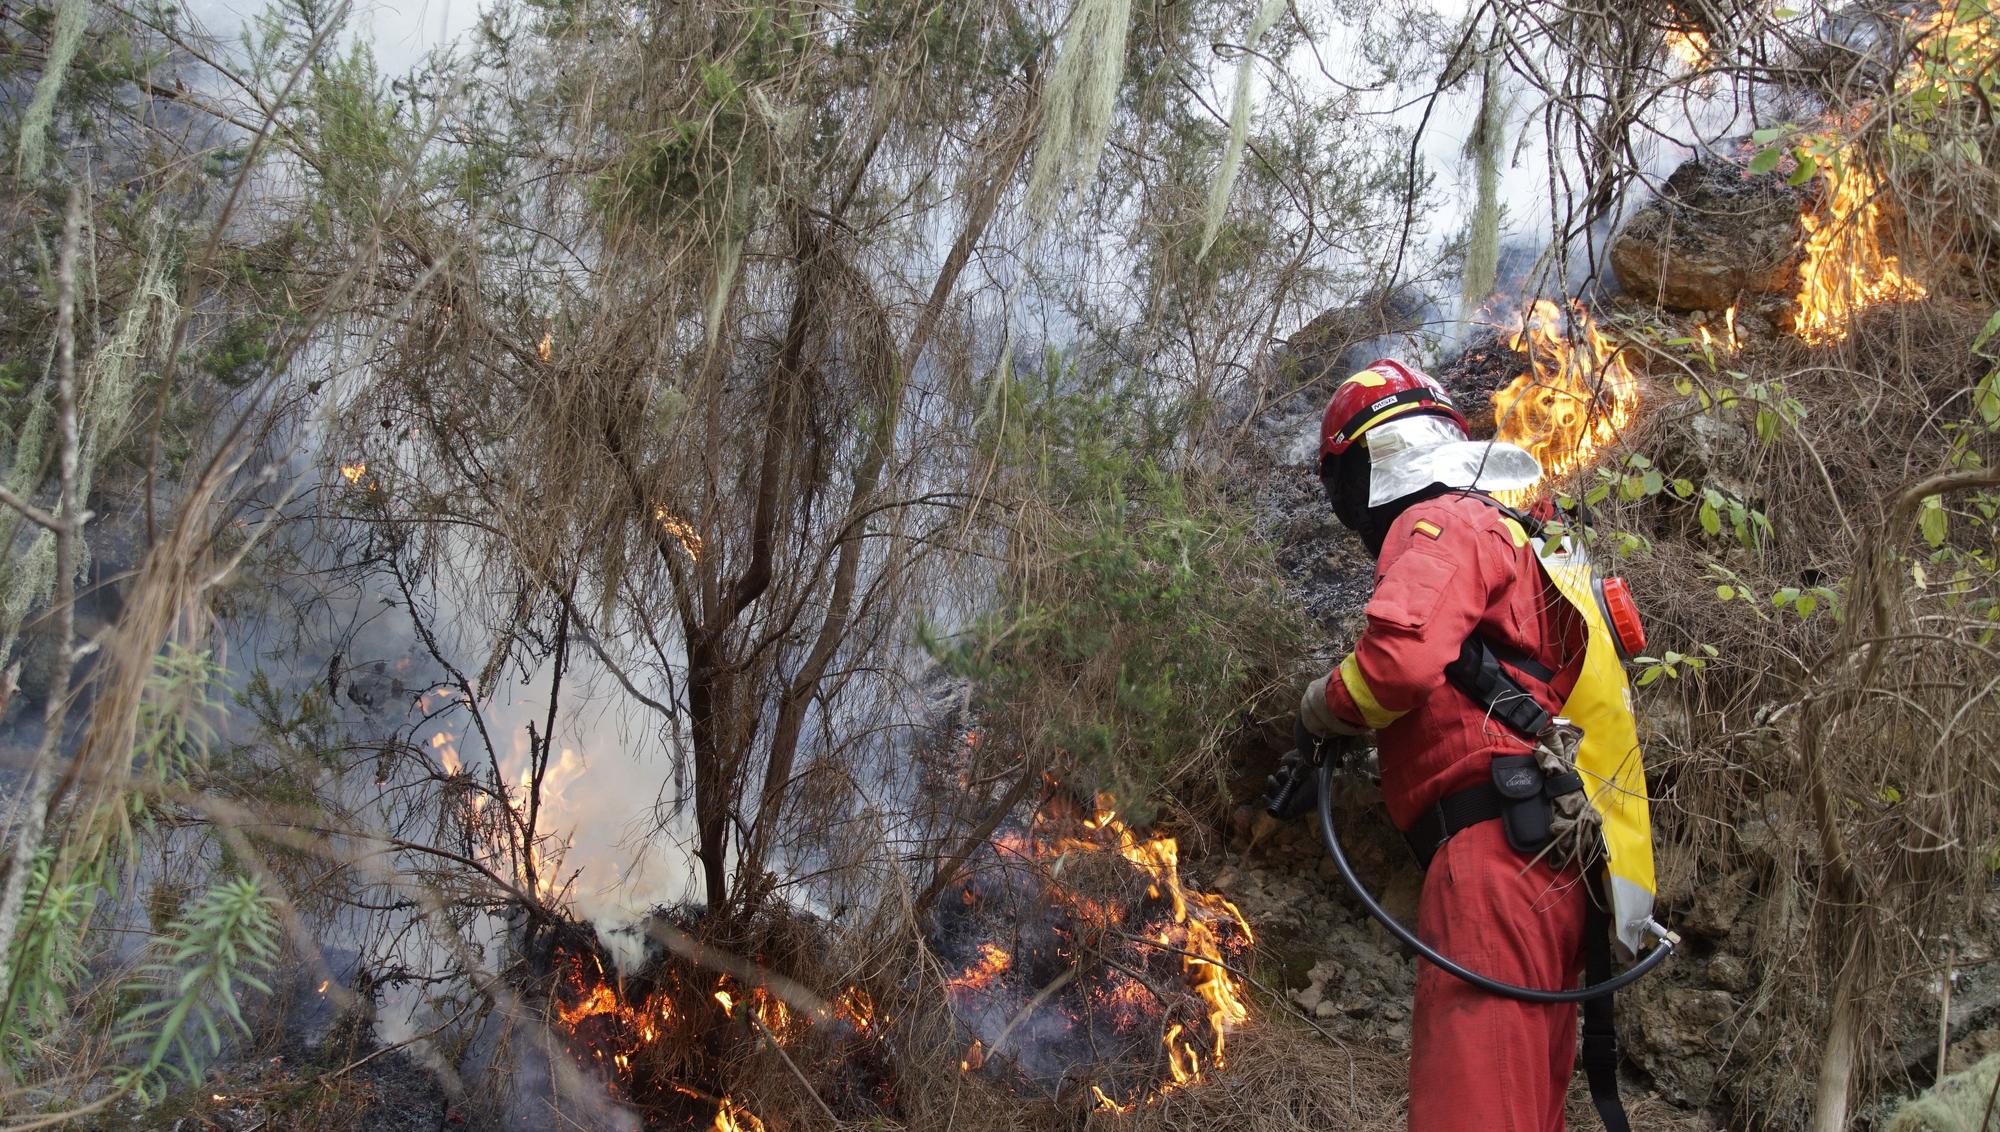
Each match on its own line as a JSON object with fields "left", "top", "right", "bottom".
{"left": 1611, "top": 158, "right": 1809, "bottom": 313}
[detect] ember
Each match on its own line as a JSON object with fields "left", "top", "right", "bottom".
{"left": 544, "top": 925, "right": 888, "bottom": 1129}
{"left": 1490, "top": 299, "right": 1640, "bottom": 503}
{"left": 934, "top": 794, "right": 1254, "bottom": 1110}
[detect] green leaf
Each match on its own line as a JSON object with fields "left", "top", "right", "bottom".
{"left": 1755, "top": 408, "right": 1780, "bottom": 442}
{"left": 1751, "top": 126, "right": 1786, "bottom": 143}
{"left": 1919, "top": 495, "right": 1948, "bottom": 548}
{"left": 1796, "top": 594, "right": 1818, "bottom": 617}
{"left": 1716, "top": 583, "right": 1735, "bottom": 600}
{"left": 1699, "top": 501, "right": 1722, "bottom": 536}
{"left": 1748, "top": 146, "right": 1781, "bottom": 174}
{"left": 1974, "top": 371, "right": 2000, "bottom": 426}
{"left": 1787, "top": 152, "right": 1819, "bottom": 185}
{"left": 1635, "top": 665, "right": 1666, "bottom": 686}
{"left": 1641, "top": 469, "right": 1665, "bottom": 495}
{"left": 1973, "top": 309, "right": 2000, "bottom": 355}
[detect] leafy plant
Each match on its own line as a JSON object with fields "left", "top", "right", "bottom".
{"left": 113, "top": 876, "right": 281, "bottom": 1104}
{"left": 924, "top": 356, "right": 1298, "bottom": 819}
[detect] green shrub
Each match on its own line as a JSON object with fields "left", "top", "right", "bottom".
{"left": 924, "top": 353, "right": 1298, "bottom": 823}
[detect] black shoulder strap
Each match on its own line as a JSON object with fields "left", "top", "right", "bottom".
{"left": 1450, "top": 487, "right": 1549, "bottom": 539}
{"left": 1444, "top": 633, "right": 1555, "bottom": 739}
{"left": 1438, "top": 490, "right": 1562, "bottom": 738}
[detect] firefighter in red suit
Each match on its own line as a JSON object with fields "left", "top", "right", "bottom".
{"left": 1296, "top": 359, "right": 1592, "bottom": 1132}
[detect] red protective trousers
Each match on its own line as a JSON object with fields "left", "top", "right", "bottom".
{"left": 1408, "top": 820, "right": 1587, "bottom": 1132}
{"left": 1318, "top": 492, "right": 1594, "bottom": 1131}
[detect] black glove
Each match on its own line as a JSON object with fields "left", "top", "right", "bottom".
{"left": 1264, "top": 721, "right": 1324, "bottom": 820}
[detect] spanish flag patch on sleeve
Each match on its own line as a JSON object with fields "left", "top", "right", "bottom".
{"left": 1413, "top": 519, "right": 1442, "bottom": 539}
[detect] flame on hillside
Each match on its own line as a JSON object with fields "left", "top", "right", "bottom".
{"left": 939, "top": 793, "right": 1254, "bottom": 1111}
{"left": 1785, "top": 0, "right": 1999, "bottom": 343}
{"left": 1665, "top": 25, "right": 1708, "bottom": 68}
{"left": 547, "top": 943, "right": 880, "bottom": 1129}
{"left": 1491, "top": 299, "right": 1640, "bottom": 503}
{"left": 1792, "top": 156, "right": 1926, "bottom": 344}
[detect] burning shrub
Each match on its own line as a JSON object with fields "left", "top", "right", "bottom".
{"left": 537, "top": 909, "right": 892, "bottom": 1129}
{"left": 532, "top": 793, "right": 1264, "bottom": 1129}
{"left": 930, "top": 794, "right": 1254, "bottom": 1112}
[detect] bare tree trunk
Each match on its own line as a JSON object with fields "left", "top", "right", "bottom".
{"left": 0, "top": 190, "right": 85, "bottom": 998}
{"left": 735, "top": 98, "right": 1038, "bottom": 889}
{"left": 1813, "top": 935, "right": 1862, "bottom": 1132}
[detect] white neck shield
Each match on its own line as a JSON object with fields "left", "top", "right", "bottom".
{"left": 1364, "top": 414, "right": 1544, "bottom": 507}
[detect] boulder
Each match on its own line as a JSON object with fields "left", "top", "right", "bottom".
{"left": 1277, "top": 286, "right": 1429, "bottom": 390}
{"left": 1626, "top": 984, "right": 1755, "bottom": 1104}
{"left": 1611, "top": 158, "right": 1809, "bottom": 312}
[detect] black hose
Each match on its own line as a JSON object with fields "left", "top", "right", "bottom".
{"left": 1314, "top": 760, "right": 1673, "bottom": 1004}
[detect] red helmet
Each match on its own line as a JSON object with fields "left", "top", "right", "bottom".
{"left": 1318, "top": 358, "right": 1469, "bottom": 462}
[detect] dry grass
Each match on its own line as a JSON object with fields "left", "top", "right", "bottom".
{"left": 1583, "top": 293, "right": 2000, "bottom": 1124}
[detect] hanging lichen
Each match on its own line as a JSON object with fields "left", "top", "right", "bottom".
{"left": 1026, "top": 0, "right": 1133, "bottom": 223}
{"left": 703, "top": 176, "right": 754, "bottom": 353}
{"left": 1458, "top": 53, "right": 1505, "bottom": 319}
{"left": 16, "top": 0, "right": 91, "bottom": 181}
{"left": 1196, "top": 0, "right": 1288, "bottom": 263}
{"left": 0, "top": 213, "right": 178, "bottom": 661}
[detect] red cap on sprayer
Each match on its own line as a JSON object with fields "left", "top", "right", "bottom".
{"left": 1597, "top": 576, "right": 1647, "bottom": 660}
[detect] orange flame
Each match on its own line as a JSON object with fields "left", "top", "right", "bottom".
{"left": 1664, "top": 25, "right": 1708, "bottom": 68}
{"left": 339, "top": 463, "right": 367, "bottom": 484}
{"left": 711, "top": 1098, "right": 766, "bottom": 1132}
{"left": 538, "top": 328, "right": 553, "bottom": 363}
{"left": 1791, "top": 153, "right": 1927, "bottom": 344}
{"left": 960, "top": 796, "right": 1254, "bottom": 1110}
{"left": 429, "top": 731, "right": 464, "bottom": 775}
{"left": 948, "top": 943, "right": 1012, "bottom": 995}
{"left": 831, "top": 986, "right": 876, "bottom": 1031}
{"left": 1492, "top": 299, "right": 1640, "bottom": 503}
{"left": 1697, "top": 306, "right": 1742, "bottom": 355}
{"left": 654, "top": 509, "right": 704, "bottom": 561}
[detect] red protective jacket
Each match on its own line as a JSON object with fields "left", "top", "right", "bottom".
{"left": 1323, "top": 491, "right": 1587, "bottom": 828}
{"left": 1322, "top": 490, "right": 1594, "bottom": 1132}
